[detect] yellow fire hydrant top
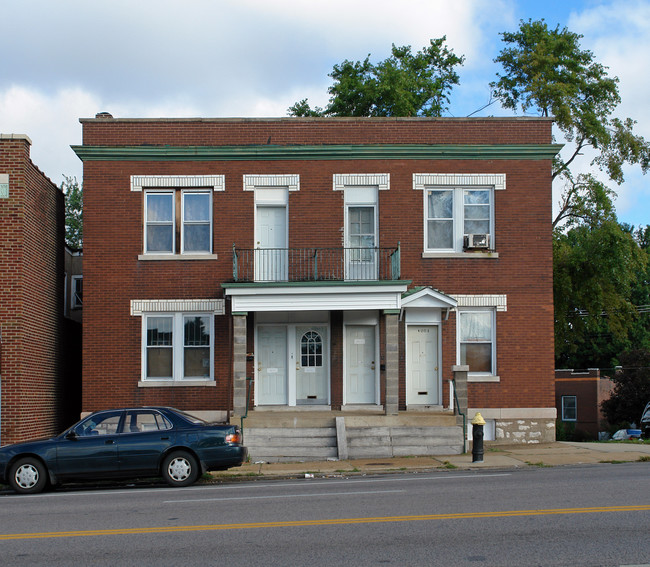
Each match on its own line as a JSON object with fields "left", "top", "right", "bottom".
{"left": 471, "top": 412, "right": 486, "bottom": 426}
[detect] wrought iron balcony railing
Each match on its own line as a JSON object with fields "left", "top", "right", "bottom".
{"left": 232, "top": 244, "right": 400, "bottom": 283}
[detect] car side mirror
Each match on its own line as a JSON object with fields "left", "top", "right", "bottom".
{"left": 66, "top": 430, "right": 78, "bottom": 440}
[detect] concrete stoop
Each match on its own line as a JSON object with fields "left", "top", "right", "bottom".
{"left": 241, "top": 412, "right": 464, "bottom": 463}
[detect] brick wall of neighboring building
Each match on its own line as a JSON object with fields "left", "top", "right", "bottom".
{"left": 78, "top": 117, "right": 555, "bottom": 422}
{"left": 555, "top": 369, "right": 615, "bottom": 438}
{"left": 0, "top": 135, "right": 65, "bottom": 445}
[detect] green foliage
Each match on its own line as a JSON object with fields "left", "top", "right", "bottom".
{"left": 493, "top": 19, "right": 649, "bottom": 190}
{"left": 62, "top": 175, "right": 83, "bottom": 249}
{"left": 554, "top": 220, "right": 646, "bottom": 364}
{"left": 601, "top": 350, "right": 650, "bottom": 426}
{"left": 288, "top": 38, "right": 464, "bottom": 118}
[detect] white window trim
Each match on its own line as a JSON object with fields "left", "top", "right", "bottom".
{"left": 456, "top": 307, "right": 498, "bottom": 382}
{"left": 562, "top": 395, "right": 577, "bottom": 422}
{"left": 131, "top": 175, "right": 225, "bottom": 192}
{"left": 139, "top": 312, "right": 215, "bottom": 385}
{"left": 414, "top": 173, "right": 504, "bottom": 257}
{"left": 243, "top": 174, "right": 299, "bottom": 192}
{"left": 143, "top": 189, "right": 215, "bottom": 258}
{"left": 181, "top": 190, "right": 213, "bottom": 254}
{"left": 333, "top": 174, "right": 389, "bottom": 191}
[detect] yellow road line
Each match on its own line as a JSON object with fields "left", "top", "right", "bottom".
{"left": 2, "top": 505, "right": 649, "bottom": 541}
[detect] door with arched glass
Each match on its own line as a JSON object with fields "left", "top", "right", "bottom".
{"left": 295, "top": 326, "right": 328, "bottom": 405}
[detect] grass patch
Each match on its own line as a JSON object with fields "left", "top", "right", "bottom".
{"left": 638, "top": 455, "right": 650, "bottom": 462}
{"left": 526, "top": 461, "right": 551, "bottom": 467}
{"left": 440, "top": 461, "right": 457, "bottom": 469}
{"left": 599, "top": 460, "right": 626, "bottom": 464}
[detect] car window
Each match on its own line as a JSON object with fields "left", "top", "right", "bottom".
{"left": 76, "top": 412, "right": 122, "bottom": 436}
{"left": 125, "top": 410, "right": 173, "bottom": 433}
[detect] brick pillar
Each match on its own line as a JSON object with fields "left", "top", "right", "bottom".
{"left": 232, "top": 313, "right": 248, "bottom": 417}
{"left": 384, "top": 310, "right": 399, "bottom": 415}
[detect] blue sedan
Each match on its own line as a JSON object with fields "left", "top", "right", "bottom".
{"left": 0, "top": 407, "right": 247, "bottom": 494}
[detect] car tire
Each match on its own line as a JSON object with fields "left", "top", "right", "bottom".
{"left": 161, "top": 451, "right": 200, "bottom": 487}
{"left": 9, "top": 457, "right": 48, "bottom": 494}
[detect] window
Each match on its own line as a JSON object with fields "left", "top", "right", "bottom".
{"left": 74, "top": 411, "right": 122, "bottom": 436}
{"left": 71, "top": 275, "right": 83, "bottom": 308}
{"left": 144, "top": 313, "right": 213, "bottom": 381}
{"left": 562, "top": 396, "right": 577, "bottom": 421}
{"left": 144, "top": 190, "right": 212, "bottom": 255}
{"left": 301, "top": 331, "right": 323, "bottom": 367}
{"left": 426, "top": 187, "right": 493, "bottom": 252}
{"left": 458, "top": 309, "right": 495, "bottom": 375}
{"left": 124, "top": 410, "right": 172, "bottom": 433}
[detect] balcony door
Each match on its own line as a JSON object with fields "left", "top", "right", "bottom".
{"left": 345, "top": 205, "right": 378, "bottom": 280}
{"left": 255, "top": 205, "right": 287, "bottom": 281}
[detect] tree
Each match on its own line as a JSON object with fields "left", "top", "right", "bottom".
{"left": 62, "top": 176, "right": 83, "bottom": 249}
{"left": 492, "top": 19, "right": 650, "bottom": 228}
{"left": 601, "top": 350, "right": 650, "bottom": 427}
{"left": 288, "top": 38, "right": 464, "bottom": 118}
{"left": 553, "top": 220, "right": 646, "bottom": 366}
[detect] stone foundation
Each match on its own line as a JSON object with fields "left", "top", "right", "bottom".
{"left": 495, "top": 419, "right": 556, "bottom": 444}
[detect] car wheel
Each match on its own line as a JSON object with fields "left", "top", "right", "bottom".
{"left": 9, "top": 458, "right": 48, "bottom": 494}
{"left": 162, "top": 451, "right": 199, "bottom": 487}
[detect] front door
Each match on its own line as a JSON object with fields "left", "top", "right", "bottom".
{"left": 406, "top": 325, "right": 439, "bottom": 405}
{"left": 345, "top": 325, "right": 377, "bottom": 404}
{"left": 257, "top": 326, "right": 288, "bottom": 405}
{"left": 255, "top": 205, "right": 287, "bottom": 281}
{"left": 295, "top": 326, "right": 328, "bottom": 405}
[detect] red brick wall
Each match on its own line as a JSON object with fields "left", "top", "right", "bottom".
{"left": 0, "top": 137, "right": 64, "bottom": 445}
{"left": 80, "top": 118, "right": 555, "bottom": 414}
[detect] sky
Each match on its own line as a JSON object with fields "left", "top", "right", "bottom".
{"left": 1, "top": 0, "right": 649, "bottom": 227}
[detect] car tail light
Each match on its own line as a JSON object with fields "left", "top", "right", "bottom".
{"left": 226, "top": 431, "right": 242, "bottom": 444}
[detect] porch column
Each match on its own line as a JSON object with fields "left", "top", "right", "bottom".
{"left": 232, "top": 313, "right": 248, "bottom": 417}
{"left": 384, "top": 310, "right": 399, "bottom": 415}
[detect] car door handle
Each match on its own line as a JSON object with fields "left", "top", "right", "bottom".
{"left": 105, "top": 440, "right": 114, "bottom": 445}
{"left": 160, "top": 436, "right": 170, "bottom": 440}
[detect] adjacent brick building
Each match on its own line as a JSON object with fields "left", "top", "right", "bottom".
{"left": 0, "top": 134, "right": 65, "bottom": 445}
{"left": 73, "top": 115, "right": 560, "bottom": 451}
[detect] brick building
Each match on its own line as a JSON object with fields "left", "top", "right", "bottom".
{"left": 555, "top": 369, "right": 615, "bottom": 439}
{"left": 73, "top": 116, "right": 560, "bottom": 458}
{"left": 0, "top": 134, "right": 65, "bottom": 446}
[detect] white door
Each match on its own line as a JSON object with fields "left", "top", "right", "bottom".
{"left": 295, "top": 326, "right": 328, "bottom": 405}
{"left": 257, "top": 326, "right": 288, "bottom": 405}
{"left": 346, "top": 206, "right": 377, "bottom": 280}
{"left": 345, "top": 325, "right": 377, "bottom": 404}
{"left": 256, "top": 206, "right": 287, "bottom": 281}
{"left": 406, "top": 325, "right": 439, "bottom": 405}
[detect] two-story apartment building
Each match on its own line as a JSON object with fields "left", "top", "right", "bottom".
{"left": 73, "top": 115, "right": 560, "bottom": 457}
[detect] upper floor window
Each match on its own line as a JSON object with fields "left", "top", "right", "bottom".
{"left": 426, "top": 187, "right": 493, "bottom": 252}
{"left": 144, "top": 189, "right": 213, "bottom": 255}
{"left": 413, "top": 174, "right": 505, "bottom": 256}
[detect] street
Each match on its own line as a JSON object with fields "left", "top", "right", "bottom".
{"left": 0, "top": 463, "right": 648, "bottom": 566}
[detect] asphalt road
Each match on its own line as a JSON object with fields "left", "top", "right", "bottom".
{"left": 0, "top": 463, "right": 648, "bottom": 566}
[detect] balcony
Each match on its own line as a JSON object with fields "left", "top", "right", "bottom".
{"left": 232, "top": 244, "right": 401, "bottom": 283}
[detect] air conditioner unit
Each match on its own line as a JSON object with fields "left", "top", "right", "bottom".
{"left": 464, "top": 234, "right": 490, "bottom": 250}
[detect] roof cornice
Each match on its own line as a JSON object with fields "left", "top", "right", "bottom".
{"left": 71, "top": 143, "right": 562, "bottom": 162}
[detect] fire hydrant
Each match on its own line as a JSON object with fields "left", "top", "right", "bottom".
{"left": 471, "top": 412, "right": 486, "bottom": 463}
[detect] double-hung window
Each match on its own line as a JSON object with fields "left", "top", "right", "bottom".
{"left": 144, "top": 313, "right": 213, "bottom": 381}
{"left": 458, "top": 309, "right": 496, "bottom": 375}
{"left": 426, "top": 187, "right": 493, "bottom": 252}
{"left": 144, "top": 190, "right": 212, "bottom": 255}
{"left": 561, "top": 396, "right": 577, "bottom": 421}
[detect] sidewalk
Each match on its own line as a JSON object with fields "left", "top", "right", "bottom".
{"left": 212, "top": 441, "right": 650, "bottom": 479}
